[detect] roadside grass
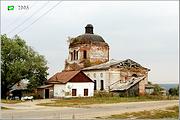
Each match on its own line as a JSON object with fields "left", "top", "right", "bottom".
{"left": 1, "top": 99, "right": 23, "bottom": 104}
{"left": 37, "top": 95, "right": 178, "bottom": 107}
{"left": 98, "top": 105, "right": 179, "bottom": 119}
{"left": 1, "top": 106, "right": 13, "bottom": 110}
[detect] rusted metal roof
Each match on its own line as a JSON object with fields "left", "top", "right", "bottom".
{"left": 47, "top": 71, "right": 80, "bottom": 83}
{"left": 47, "top": 71, "right": 93, "bottom": 83}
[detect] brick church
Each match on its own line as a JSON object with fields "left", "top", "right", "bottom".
{"left": 38, "top": 24, "right": 151, "bottom": 98}
{"left": 64, "top": 24, "right": 150, "bottom": 96}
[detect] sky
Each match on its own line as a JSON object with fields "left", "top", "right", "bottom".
{"left": 1, "top": 1, "right": 179, "bottom": 84}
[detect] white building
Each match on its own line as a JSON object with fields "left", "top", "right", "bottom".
{"left": 82, "top": 59, "right": 150, "bottom": 96}
{"left": 37, "top": 71, "right": 94, "bottom": 98}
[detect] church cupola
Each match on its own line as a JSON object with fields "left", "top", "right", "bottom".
{"left": 85, "top": 24, "right": 93, "bottom": 34}
{"left": 65, "top": 24, "right": 109, "bottom": 71}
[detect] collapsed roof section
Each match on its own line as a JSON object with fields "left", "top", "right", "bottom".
{"left": 111, "top": 76, "right": 145, "bottom": 91}
{"left": 82, "top": 59, "right": 150, "bottom": 71}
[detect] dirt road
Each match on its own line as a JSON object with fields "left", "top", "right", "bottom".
{"left": 1, "top": 100, "right": 178, "bottom": 119}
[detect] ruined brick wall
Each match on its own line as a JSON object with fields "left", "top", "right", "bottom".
{"left": 119, "top": 68, "right": 147, "bottom": 80}
{"left": 65, "top": 42, "right": 109, "bottom": 70}
{"left": 115, "top": 67, "right": 148, "bottom": 96}
{"left": 139, "top": 79, "right": 145, "bottom": 96}
{"left": 89, "top": 44, "right": 109, "bottom": 65}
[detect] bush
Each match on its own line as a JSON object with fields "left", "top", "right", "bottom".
{"left": 144, "top": 94, "right": 165, "bottom": 100}
{"left": 119, "top": 92, "right": 126, "bottom": 97}
{"left": 94, "top": 91, "right": 115, "bottom": 97}
{"left": 169, "top": 86, "right": 179, "bottom": 96}
{"left": 151, "top": 84, "right": 164, "bottom": 95}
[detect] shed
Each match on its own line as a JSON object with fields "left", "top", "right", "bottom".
{"left": 37, "top": 84, "right": 53, "bottom": 99}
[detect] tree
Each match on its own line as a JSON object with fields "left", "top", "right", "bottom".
{"left": 1, "top": 34, "right": 48, "bottom": 98}
{"left": 152, "top": 84, "right": 164, "bottom": 95}
{"left": 169, "top": 86, "right": 179, "bottom": 96}
{"left": 177, "top": 86, "right": 179, "bottom": 95}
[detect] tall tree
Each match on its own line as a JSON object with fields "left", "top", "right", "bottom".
{"left": 169, "top": 86, "right": 179, "bottom": 96}
{"left": 1, "top": 34, "right": 48, "bottom": 98}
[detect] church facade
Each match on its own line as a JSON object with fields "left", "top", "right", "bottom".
{"left": 64, "top": 24, "right": 150, "bottom": 96}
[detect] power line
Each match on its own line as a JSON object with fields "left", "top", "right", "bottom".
{"left": 16, "top": 1, "right": 62, "bottom": 35}
{"left": 7, "top": 1, "right": 50, "bottom": 35}
{"left": 7, "top": 1, "right": 37, "bottom": 27}
{"left": 7, "top": 1, "right": 49, "bottom": 35}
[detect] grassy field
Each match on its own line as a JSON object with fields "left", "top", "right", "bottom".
{"left": 37, "top": 95, "right": 178, "bottom": 107}
{"left": 1, "top": 99, "right": 23, "bottom": 104}
{"left": 1, "top": 106, "right": 13, "bottom": 110}
{"left": 98, "top": 105, "right": 179, "bottom": 119}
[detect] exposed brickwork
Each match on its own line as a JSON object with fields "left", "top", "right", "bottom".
{"left": 139, "top": 79, "right": 145, "bottom": 96}
{"left": 64, "top": 25, "right": 109, "bottom": 71}
{"left": 63, "top": 24, "right": 150, "bottom": 96}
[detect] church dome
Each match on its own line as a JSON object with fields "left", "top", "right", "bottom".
{"left": 86, "top": 24, "right": 93, "bottom": 28}
{"left": 69, "top": 24, "right": 107, "bottom": 47}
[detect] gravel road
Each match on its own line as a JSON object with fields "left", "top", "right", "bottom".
{"left": 1, "top": 100, "right": 178, "bottom": 119}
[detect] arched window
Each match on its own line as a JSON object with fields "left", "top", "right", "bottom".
{"left": 100, "top": 80, "right": 104, "bottom": 90}
{"left": 83, "top": 50, "right": 87, "bottom": 59}
{"left": 94, "top": 80, "right": 97, "bottom": 90}
{"left": 73, "top": 50, "right": 76, "bottom": 60}
{"left": 76, "top": 51, "right": 78, "bottom": 60}
{"left": 71, "top": 52, "right": 73, "bottom": 61}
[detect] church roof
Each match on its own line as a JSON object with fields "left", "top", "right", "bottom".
{"left": 111, "top": 77, "right": 145, "bottom": 91}
{"left": 82, "top": 59, "right": 121, "bottom": 70}
{"left": 69, "top": 24, "right": 109, "bottom": 47}
{"left": 82, "top": 59, "right": 150, "bottom": 71}
{"left": 69, "top": 34, "right": 108, "bottom": 47}
{"left": 77, "top": 34, "right": 105, "bottom": 42}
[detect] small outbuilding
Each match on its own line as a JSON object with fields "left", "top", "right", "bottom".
{"left": 145, "top": 84, "right": 155, "bottom": 95}
{"left": 37, "top": 84, "right": 54, "bottom": 99}
{"left": 37, "top": 71, "right": 94, "bottom": 98}
{"left": 10, "top": 80, "right": 29, "bottom": 100}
